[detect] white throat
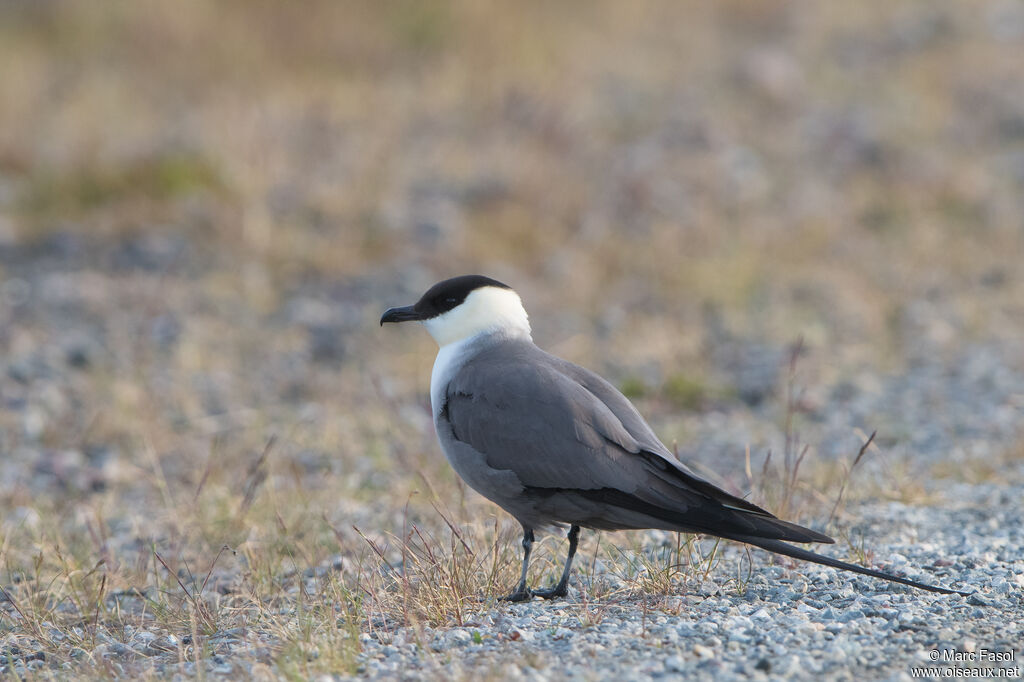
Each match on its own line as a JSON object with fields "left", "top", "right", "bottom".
{"left": 422, "top": 286, "right": 532, "bottom": 348}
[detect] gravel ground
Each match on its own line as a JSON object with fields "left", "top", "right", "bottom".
{"left": 348, "top": 481, "right": 1023, "bottom": 682}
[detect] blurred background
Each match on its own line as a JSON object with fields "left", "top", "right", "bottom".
{"left": 0, "top": 0, "right": 1022, "bottom": 627}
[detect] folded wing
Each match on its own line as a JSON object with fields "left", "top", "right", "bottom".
{"left": 443, "top": 341, "right": 832, "bottom": 544}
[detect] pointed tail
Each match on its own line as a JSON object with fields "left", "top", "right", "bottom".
{"left": 729, "top": 534, "right": 970, "bottom": 596}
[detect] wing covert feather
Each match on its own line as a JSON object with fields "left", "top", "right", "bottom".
{"left": 443, "top": 340, "right": 777, "bottom": 519}
{"left": 445, "top": 352, "right": 638, "bottom": 491}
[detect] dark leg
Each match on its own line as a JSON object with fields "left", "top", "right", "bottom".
{"left": 502, "top": 526, "right": 535, "bottom": 602}
{"left": 532, "top": 525, "right": 580, "bottom": 600}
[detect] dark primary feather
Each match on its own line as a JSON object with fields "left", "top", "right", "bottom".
{"left": 726, "top": 535, "right": 969, "bottom": 596}
{"left": 442, "top": 338, "right": 831, "bottom": 544}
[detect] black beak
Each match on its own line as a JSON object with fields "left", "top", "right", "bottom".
{"left": 380, "top": 305, "right": 422, "bottom": 326}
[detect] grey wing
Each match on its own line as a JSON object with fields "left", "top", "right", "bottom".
{"left": 444, "top": 352, "right": 644, "bottom": 492}
{"left": 443, "top": 346, "right": 832, "bottom": 542}
{"left": 545, "top": 352, "right": 675, "bottom": 459}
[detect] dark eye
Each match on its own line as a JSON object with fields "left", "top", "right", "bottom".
{"left": 433, "top": 295, "right": 460, "bottom": 310}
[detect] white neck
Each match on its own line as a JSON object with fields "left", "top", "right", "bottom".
{"left": 421, "top": 286, "right": 532, "bottom": 348}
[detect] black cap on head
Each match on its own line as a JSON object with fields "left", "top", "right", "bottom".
{"left": 380, "top": 275, "right": 511, "bottom": 325}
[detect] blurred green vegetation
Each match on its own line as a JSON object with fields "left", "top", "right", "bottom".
{"left": 662, "top": 374, "right": 712, "bottom": 411}
{"left": 19, "top": 152, "right": 224, "bottom": 216}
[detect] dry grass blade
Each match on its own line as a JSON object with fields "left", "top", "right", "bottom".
{"left": 829, "top": 430, "right": 877, "bottom": 525}
{"left": 239, "top": 435, "right": 276, "bottom": 516}
{"left": 152, "top": 549, "right": 216, "bottom": 632}
{"left": 199, "top": 545, "right": 235, "bottom": 596}
{"left": 88, "top": 572, "right": 107, "bottom": 648}
{"left": 0, "top": 583, "right": 30, "bottom": 627}
{"left": 430, "top": 501, "right": 476, "bottom": 557}
{"left": 788, "top": 443, "right": 811, "bottom": 504}
{"left": 352, "top": 526, "right": 390, "bottom": 567}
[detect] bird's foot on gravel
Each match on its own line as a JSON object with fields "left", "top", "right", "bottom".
{"left": 530, "top": 583, "right": 568, "bottom": 600}
{"left": 502, "top": 588, "right": 533, "bottom": 602}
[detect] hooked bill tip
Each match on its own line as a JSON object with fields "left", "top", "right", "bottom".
{"left": 380, "top": 305, "right": 421, "bottom": 326}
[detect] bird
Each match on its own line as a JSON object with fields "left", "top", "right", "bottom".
{"left": 380, "top": 274, "right": 966, "bottom": 601}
